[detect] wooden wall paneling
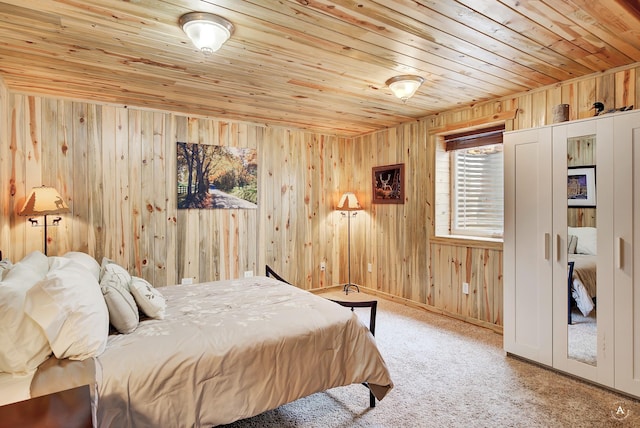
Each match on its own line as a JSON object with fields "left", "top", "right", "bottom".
{"left": 596, "top": 72, "right": 615, "bottom": 114}
{"left": 10, "top": 94, "right": 27, "bottom": 257}
{"left": 174, "top": 115, "right": 189, "bottom": 282}
{"left": 493, "top": 248, "right": 503, "bottom": 325}
{"left": 100, "top": 106, "right": 117, "bottom": 262}
{"left": 71, "top": 102, "right": 89, "bottom": 256}
{"left": 23, "top": 96, "right": 41, "bottom": 255}
{"left": 546, "top": 86, "right": 562, "bottom": 125}
{"left": 235, "top": 123, "right": 248, "bottom": 278}
{"left": 197, "top": 118, "right": 214, "bottom": 283}
{"left": 226, "top": 122, "right": 241, "bottom": 280}
{"left": 323, "top": 135, "right": 340, "bottom": 288}
{"left": 275, "top": 130, "right": 290, "bottom": 278}
{"left": 152, "top": 112, "right": 167, "bottom": 287}
{"left": 128, "top": 109, "right": 143, "bottom": 275}
{"left": 531, "top": 91, "right": 548, "bottom": 128}
{"left": 86, "top": 104, "right": 103, "bottom": 263}
{"left": 464, "top": 246, "right": 477, "bottom": 320}
{"left": 139, "top": 110, "right": 155, "bottom": 281}
{"left": 261, "top": 127, "right": 275, "bottom": 271}
{"left": 412, "top": 121, "right": 430, "bottom": 304}
{"left": 287, "top": 131, "right": 301, "bottom": 286}
{"left": 0, "top": 79, "right": 8, "bottom": 256}
{"left": 163, "top": 114, "right": 177, "bottom": 286}
{"left": 254, "top": 126, "right": 266, "bottom": 277}
{"left": 561, "top": 82, "right": 579, "bottom": 121}
{"left": 614, "top": 68, "right": 635, "bottom": 108}
{"left": 114, "top": 107, "right": 130, "bottom": 267}
{"left": 308, "top": 134, "right": 321, "bottom": 288}
{"left": 268, "top": 128, "right": 285, "bottom": 274}
{"left": 56, "top": 100, "right": 75, "bottom": 255}
{"left": 364, "top": 134, "right": 377, "bottom": 292}
{"left": 302, "top": 134, "right": 314, "bottom": 289}
{"left": 349, "top": 136, "right": 365, "bottom": 289}
{"left": 577, "top": 78, "right": 596, "bottom": 119}
{"left": 244, "top": 123, "right": 259, "bottom": 277}
{"left": 516, "top": 93, "right": 533, "bottom": 130}
{"left": 396, "top": 125, "right": 409, "bottom": 299}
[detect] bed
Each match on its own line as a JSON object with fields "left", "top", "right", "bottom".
{"left": 0, "top": 251, "right": 393, "bottom": 427}
{"left": 567, "top": 227, "right": 597, "bottom": 320}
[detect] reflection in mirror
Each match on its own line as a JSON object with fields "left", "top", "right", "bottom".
{"left": 567, "top": 135, "right": 597, "bottom": 366}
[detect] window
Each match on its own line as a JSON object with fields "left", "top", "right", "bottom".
{"left": 438, "top": 125, "right": 504, "bottom": 239}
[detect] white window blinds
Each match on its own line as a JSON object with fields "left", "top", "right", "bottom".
{"left": 446, "top": 126, "right": 504, "bottom": 238}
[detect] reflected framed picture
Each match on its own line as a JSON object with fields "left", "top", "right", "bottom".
{"left": 568, "top": 165, "right": 596, "bottom": 207}
{"left": 372, "top": 163, "right": 404, "bottom": 204}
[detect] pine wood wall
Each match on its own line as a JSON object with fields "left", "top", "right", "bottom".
{"left": 2, "top": 64, "right": 640, "bottom": 331}
{"left": 0, "top": 85, "right": 346, "bottom": 290}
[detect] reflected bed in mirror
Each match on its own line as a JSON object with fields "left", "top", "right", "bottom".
{"left": 567, "top": 226, "right": 597, "bottom": 366}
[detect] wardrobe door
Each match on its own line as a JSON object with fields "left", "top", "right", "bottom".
{"left": 504, "top": 127, "right": 553, "bottom": 365}
{"left": 613, "top": 110, "right": 640, "bottom": 397}
{"left": 551, "top": 117, "right": 615, "bottom": 388}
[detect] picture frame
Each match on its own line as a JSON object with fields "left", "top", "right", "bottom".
{"left": 567, "top": 165, "right": 596, "bottom": 207}
{"left": 177, "top": 143, "right": 258, "bottom": 210}
{"left": 372, "top": 163, "right": 404, "bottom": 204}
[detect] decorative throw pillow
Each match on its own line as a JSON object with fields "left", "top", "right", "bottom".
{"left": 24, "top": 257, "right": 109, "bottom": 361}
{"left": 0, "top": 256, "right": 52, "bottom": 374}
{"left": 567, "top": 234, "right": 578, "bottom": 254}
{"left": 100, "top": 262, "right": 139, "bottom": 333}
{"left": 130, "top": 276, "right": 167, "bottom": 319}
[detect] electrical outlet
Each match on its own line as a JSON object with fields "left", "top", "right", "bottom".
{"left": 462, "top": 282, "right": 469, "bottom": 294}
{"left": 320, "top": 262, "right": 326, "bottom": 271}
{"left": 181, "top": 277, "right": 193, "bottom": 285}
{"left": 244, "top": 270, "right": 254, "bottom": 278}
{"left": 367, "top": 263, "right": 372, "bottom": 273}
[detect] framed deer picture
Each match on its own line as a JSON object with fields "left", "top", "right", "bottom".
{"left": 372, "top": 163, "right": 404, "bottom": 204}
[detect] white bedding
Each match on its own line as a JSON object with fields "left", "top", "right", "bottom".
{"left": 569, "top": 254, "right": 597, "bottom": 317}
{"left": 92, "top": 276, "right": 392, "bottom": 427}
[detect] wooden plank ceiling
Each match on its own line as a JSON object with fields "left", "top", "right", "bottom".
{"left": 0, "top": 0, "right": 639, "bottom": 136}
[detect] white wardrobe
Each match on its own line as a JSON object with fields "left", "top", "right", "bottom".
{"left": 504, "top": 109, "right": 640, "bottom": 398}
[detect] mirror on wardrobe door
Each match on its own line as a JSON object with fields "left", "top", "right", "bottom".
{"left": 566, "top": 135, "right": 597, "bottom": 366}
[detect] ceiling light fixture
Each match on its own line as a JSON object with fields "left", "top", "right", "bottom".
{"left": 179, "top": 12, "right": 234, "bottom": 55}
{"left": 385, "top": 75, "right": 425, "bottom": 102}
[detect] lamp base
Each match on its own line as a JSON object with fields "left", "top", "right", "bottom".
{"left": 343, "top": 283, "right": 360, "bottom": 295}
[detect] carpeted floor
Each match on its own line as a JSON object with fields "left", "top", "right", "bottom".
{"left": 220, "top": 291, "right": 639, "bottom": 428}
{"left": 568, "top": 308, "right": 597, "bottom": 365}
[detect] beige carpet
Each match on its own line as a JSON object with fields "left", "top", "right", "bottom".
{"left": 220, "top": 291, "right": 639, "bottom": 427}
{"left": 568, "top": 308, "right": 597, "bottom": 366}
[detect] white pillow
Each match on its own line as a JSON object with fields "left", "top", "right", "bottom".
{"left": 100, "top": 262, "right": 139, "bottom": 333}
{"left": 567, "top": 234, "right": 578, "bottom": 254}
{"left": 19, "top": 251, "right": 50, "bottom": 278}
{"left": 0, "top": 258, "right": 51, "bottom": 374}
{"left": 568, "top": 227, "right": 597, "bottom": 255}
{"left": 0, "top": 259, "right": 13, "bottom": 280}
{"left": 62, "top": 252, "right": 101, "bottom": 281}
{"left": 130, "top": 276, "right": 166, "bottom": 319}
{"left": 24, "top": 258, "right": 109, "bottom": 361}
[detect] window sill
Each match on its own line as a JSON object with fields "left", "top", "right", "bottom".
{"left": 430, "top": 235, "right": 503, "bottom": 250}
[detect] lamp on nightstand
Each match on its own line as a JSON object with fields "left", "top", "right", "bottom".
{"left": 18, "top": 186, "right": 70, "bottom": 256}
{"left": 337, "top": 192, "right": 361, "bottom": 294}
